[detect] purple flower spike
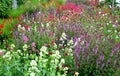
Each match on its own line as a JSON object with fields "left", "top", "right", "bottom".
{"left": 99, "top": 55, "right": 104, "bottom": 62}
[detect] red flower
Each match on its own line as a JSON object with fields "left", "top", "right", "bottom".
{"left": 10, "top": 16, "right": 12, "bottom": 20}
{"left": 24, "top": 25, "right": 29, "bottom": 29}
{"left": 0, "top": 24, "right": 4, "bottom": 29}
{"left": 0, "top": 31, "right": 3, "bottom": 34}
{"left": 51, "top": 40, "right": 54, "bottom": 46}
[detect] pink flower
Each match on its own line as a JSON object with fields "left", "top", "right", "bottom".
{"left": 22, "top": 35, "right": 28, "bottom": 43}
{"left": 31, "top": 42, "right": 36, "bottom": 47}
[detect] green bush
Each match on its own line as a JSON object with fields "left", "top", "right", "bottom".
{"left": 0, "top": 0, "right": 12, "bottom": 18}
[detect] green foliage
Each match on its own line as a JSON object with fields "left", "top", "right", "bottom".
{"left": 0, "top": 0, "right": 12, "bottom": 18}
{"left": 17, "top": 0, "right": 24, "bottom": 6}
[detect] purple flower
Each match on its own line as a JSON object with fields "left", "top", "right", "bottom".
{"left": 99, "top": 55, "right": 104, "bottom": 62}
{"left": 22, "top": 35, "right": 28, "bottom": 43}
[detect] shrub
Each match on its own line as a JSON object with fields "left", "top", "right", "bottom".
{"left": 0, "top": 0, "right": 12, "bottom": 18}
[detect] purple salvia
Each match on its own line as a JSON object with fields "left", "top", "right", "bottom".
{"left": 101, "top": 63, "right": 104, "bottom": 69}
{"left": 94, "top": 47, "right": 98, "bottom": 55}
{"left": 99, "top": 55, "right": 104, "bottom": 62}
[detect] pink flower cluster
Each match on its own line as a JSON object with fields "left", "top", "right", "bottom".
{"left": 60, "top": 2, "right": 83, "bottom": 14}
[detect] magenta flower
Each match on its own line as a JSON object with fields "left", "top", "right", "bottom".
{"left": 22, "top": 35, "right": 28, "bottom": 43}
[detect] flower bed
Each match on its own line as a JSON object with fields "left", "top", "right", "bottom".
{"left": 0, "top": 1, "right": 120, "bottom": 76}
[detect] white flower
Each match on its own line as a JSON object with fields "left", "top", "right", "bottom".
{"left": 60, "top": 59, "right": 65, "bottom": 64}
{"left": 55, "top": 59, "right": 59, "bottom": 64}
{"left": 31, "top": 66, "right": 40, "bottom": 72}
{"left": 41, "top": 23, "right": 44, "bottom": 27}
{"left": 74, "top": 72, "right": 79, "bottom": 76}
{"left": 40, "top": 46, "right": 47, "bottom": 53}
{"left": 23, "top": 44, "right": 28, "bottom": 51}
{"left": 113, "top": 24, "right": 116, "bottom": 27}
{"left": 30, "top": 60, "right": 37, "bottom": 66}
{"left": 46, "top": 23, "right": 49, "bottom": 27}
{"left": 21, "top": 27, "right": 25, "bottom": 31}
{"left": 30, "top": 72, "right": 36, "bottom": 76}
{"left": 17, "top": 49, "right": 21, "bottom": 53}
{"left": 55, "top": 50, "right": 60, "bottom": 55}
{"left": 61, "top": 32, "right": 67, "bottom": 40}
{"left": 18, "top": 24, "right": 22, "bottom": 28}
{"left": 3, "top": 52, "right": 11, "bottom": 59}
{"left": 39, "top": 52, "right": 43, "bottom": 57}
{"left": 67, "top": 39, "right": 73, "bottom": 46}
{"left": 107, "top": 30, "right": 111, "bottom": 32}
{"left": 63, "top": 67, "right": 68, "bottom": 71}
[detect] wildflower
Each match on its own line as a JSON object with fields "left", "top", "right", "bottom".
{"left": 31, "top": 42, "right": 36, "bottom": 47}
{"left": 22, "top": 35, "right": 28, "bottom": 43}
{"left": 60, "top": 59, "right": 65, "bottom": 64}
{"left": 99, "top": 55, "right": 104, "bottom": 62}
{"left": 10, "top": 16, "right": 12, "bottom": 20}
{"left": 0, "top": 50, "right": 4, "bottom": 56}
{"left": 31, "top": 66, "right": 40, "bottom": 72}
{"left": 61, "top": 32, "right": 67, "bottom": 39}
{"left": 40, "top": 46, "right": 47, "bottom": 53}
{"left": 30, "top": 60, "right": 37, "bottom": 66}
{"left": 74, "top": 71, "right": 79, "bottom": 76}
{"left": 30, "top": 72, "right": 36, "bottom": 76}
{"left": 24, "top": 25, "right": 29, "bottom": 29}
{"left": 0, "top": 24, "right": 4, "bottom": 29}
{"left": 0, "top": 31, "right": 3, "bottom": 34}
{"left": 63, "top": 67, "right": 68, "bottom": 71}
{"left": 64, "top": 52, "right": 68, "bottom": 56}
{"left": 23, "top": 44, "right": 28, "bottom": 51}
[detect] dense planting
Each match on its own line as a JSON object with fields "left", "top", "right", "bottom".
{"left": 0, "top": 1, "right": 120, "bottom": 76}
